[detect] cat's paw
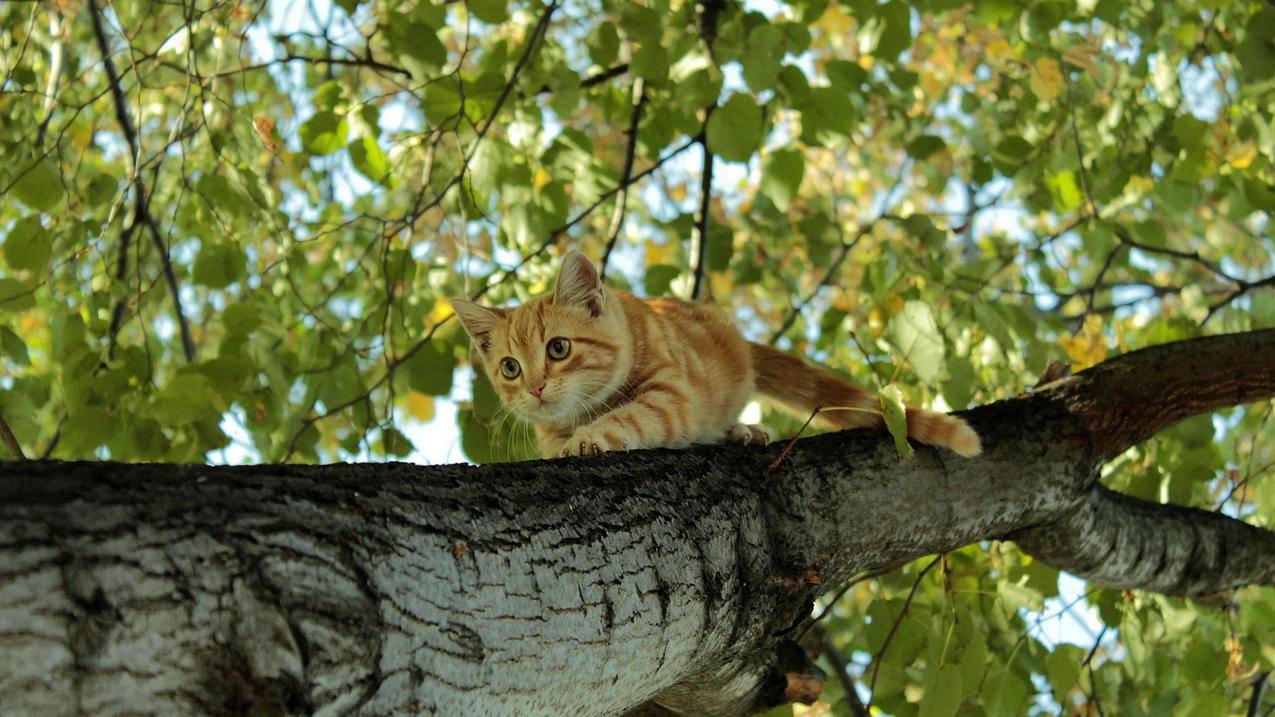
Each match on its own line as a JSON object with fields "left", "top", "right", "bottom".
{"left": 560, "top": 428, "right": 629, "bottom": 457}
{"left": 728, "top": 423, "right": 772, "bottom": 445}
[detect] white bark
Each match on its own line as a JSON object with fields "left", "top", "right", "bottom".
{"left": 1, "top": 330, "right": 1273, "bottom": 716}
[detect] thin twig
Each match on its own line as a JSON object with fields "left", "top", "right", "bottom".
{"left": 89, "top": 0, "right": 197, "bottom": 362}
{"left": 1083, "top": 624, "right": 1109, "bottom": 717}
{"left": 0, "top": 414, "right": 27, "bottom": 460}
{"left": 822, "top": 636, "right": 869, "bottom": 717}
{"left": 535, "top": 63, "right": 628, "bottom": 94}
{"left": 866, "top": 556, "right": 942, "bottom": 711}
{"left": 599, "top": 77, "right": 647, "bottom": 280}
{"left": 1251, "top": 671, "right": 1271, "bottom": 717}
{"left": 689, "top": 112, "right": 714, "bottom": 301}
{"left": 768, "top": 224, "right": 870, "bottom": 344}
{"left": 767, "top": 405, "right": 821, "bottom": 471}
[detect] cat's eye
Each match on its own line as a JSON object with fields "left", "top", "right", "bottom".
{"left": 499, "top": 357, "right": 521, "bottom": 379}
{"left": 546, "top": 337, "right": 571, "bottom": 360}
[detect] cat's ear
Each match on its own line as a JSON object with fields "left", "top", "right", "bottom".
{"left": 451, "top": 299, "right": 506, "bottom": 353}
{"left": 555, "top": 251, "right": 604, "bottom": 317}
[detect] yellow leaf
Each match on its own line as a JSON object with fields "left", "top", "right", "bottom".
{"left": 646, "top": 240, "right": 677, "bottom": 265}
{"left": 430, "top": 298, "right": 453, "bottom": 325}
{"left": 532, "top": 168, "right": 551, "bottom": 191}
{"left": 1226, "top": 140, "right": 1258, "bottom": 170}
{"left": 407, "top": 391, "right": 436, "bottom": 422}
{"left": 1029, "top": 57, "right": 1065, "bottom": 102}
{"left": 1058, "top": 314, "right": 1108, "bottom": 370}
{"left": 814, "top": 3, "right": 852, "bottom": 36}
{"left": 1062, "top": 43, "right": 1100, "bottom": 74}
{"left": 1124, "top": 175, "right": 1155, "bottom": 197}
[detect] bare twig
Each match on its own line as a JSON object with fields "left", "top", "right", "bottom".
{"left": 769, "top": 223, "right": 872, "bottom": 344}
{"left": 1083, "top": 624, "right": 1109, "bottom": 717}
{"left": 0, "top": 414, "right": 26, "bottom": 460}
{"left": 821, "top": 636, "right": 869, "bottom": 717}
{"left": 866, "top": 556, "right": 942, "bottom": 710}
{"left": 1251, "top": 671, "right": 1271, "bottom": 717}
{"left": 536, "top": 63, "right": 629, "bottom": 94}
{"left": 767, "top": 405, "right": 821, "bottom": 471}
{"left": 689, "top": 119, "right": 714, "bottom": 301}
{"left": 88, "top": 0, "right": 196, "bottom": 362}
{"left": 599, "top": 77, "right": 647, "bottom": 280}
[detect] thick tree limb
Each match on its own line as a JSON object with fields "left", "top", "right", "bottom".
{"left": 1, "top": 331, "right": 1273, "bottom": 716}
{"left": 1013, "top": 485, "right": 1275, "bottom": 597}
{"left": 1039, "top": 328, "right": 1275, "bottom": 460}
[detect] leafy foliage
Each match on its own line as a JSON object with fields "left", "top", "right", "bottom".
{"left": 1, "top": 0, "right": 1273, "bottom": 712}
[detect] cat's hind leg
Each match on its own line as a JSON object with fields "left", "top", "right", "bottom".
{"left": 727, "top": 423, "right": 771, "bottom": 445}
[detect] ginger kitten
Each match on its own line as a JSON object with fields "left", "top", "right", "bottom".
{"left": 452, "top": 251, "right": 981, "bottom": 459}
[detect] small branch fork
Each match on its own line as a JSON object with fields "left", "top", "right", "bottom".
{"left": 88, "top": 0, "right": 196, "bottom": 363}
{"left": 689, "top": 109, "right": 715, "bottom": 302}
{"left": 599, "top": 77, "right": 648, "bottom": 280}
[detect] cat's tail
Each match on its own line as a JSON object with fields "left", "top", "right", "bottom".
{"left": 749, "top": 342, "right": 982, "bottom": 457}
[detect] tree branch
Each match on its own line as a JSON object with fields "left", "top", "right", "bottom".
{"left": 1013, "top": 485, "right": 1275, "bottom": 597}
{"left": 1038, "top": 328, "right": 1275, "bottom": 460}
{"left": 689, "top": 122, "right": 714, "bottom": 301}
{"left": 88, "top": 0, "right": 196, "bottom": 362}
{"left": 0, "top": 413, "right": 25, "bottom": 460}
{"left": 3, "top": 330, "right": 1274, "bottom": 715}
{"left": 599, "top": 78, "right": 647, "bottom": 281}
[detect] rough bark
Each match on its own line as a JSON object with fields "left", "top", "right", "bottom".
{"left": 0, "top": 330, "right": 1272, "bottom": 716}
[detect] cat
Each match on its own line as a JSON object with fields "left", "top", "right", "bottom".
{"left": 451, "top": 251, "right": 982, "bottom": 459}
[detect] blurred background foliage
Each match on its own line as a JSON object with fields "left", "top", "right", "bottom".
{"left": 1, "top": 0, "right": 1273, "bottom": 713}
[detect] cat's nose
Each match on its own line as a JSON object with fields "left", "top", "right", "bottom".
{"left": 529, "top": 382, "right": 546, "bottom": 398}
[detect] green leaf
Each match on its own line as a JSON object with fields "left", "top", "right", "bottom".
{"left": 918, "top": 662, "right": 961, "bottom": 717}
{"left": 299, "top": 111, "right": 349, "bottom": 156}
{"left": 459, "top": 409, "right": 494, "bottom": 463}
{"left": 10, "top": 158, "right": 64, "bottom": 211}
{"left": 1045, "top": 645, "right": 1083, "bottom": 698}
{"left": 798, "top": 86, "right": 855, "bottom": 145}
{"left": 984, "top": 664, "right": 1030, "bottom": 717}
{"left": 468, "top": 0, "right": 507, "bottom": 23}
{"left": 886, "top": 300, "right": 944, "bottom": 383}
{"left": 223, "top": 302, "right": 261, "bottom": 337}
{"left": 879, "top": 384, "right": 914, "bottom": 460}
{"left": 422, "top": 81, "right": 463, "bottom": 126}
{"left": 61, "top": 407, "right": 110, "bottom": 456}
{"left": 381, "top": 427, "right": 414, "bottom": 457}
{"left": 2, "top": 216, "right": 52, "bottom": 272}
{"left": 384, "top": 18, "right": 447, "bottom": 80}
{"left": 906, "top": 134, "right": 946, "bottom": 160}
{"left": 406, "top": 341, "right": 457, "bottom": 396}
{"left": 152, "top": 374, "right": 219, "bottom": 425}
{"left": 706, "top": 226, "right": 733, "bottom": 271}
{"left": 707, "top": 93, "right": 763, "bottom": 163}
{"left": 0, "top": 278, "right": 36, "bottom": 312}
{"left": 644, "top": 264, "right": 681, "bottom": 296}
{"left": 743, "top": 23, "right": 785, "bottom": 92}
{"left": 192, "top": 241, "right": 247, "bottom": 289}
{"left": 196, "top": 173, "right": 255, "bottom": 218}
{"left": 349, "top": 135, "right": 391, "bottom": 185}
{"left": 0, "top": 326, "right": 30, "bottom": 366}
{"left": 761, "top": 149, "right": 804, "bottom": 211}
{"left": 873, "top": 1, "right": 913, "bottom": 61}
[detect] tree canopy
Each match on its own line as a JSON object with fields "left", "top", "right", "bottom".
{"left": 1, "top": 0, "right": 1273, "bottom": 714}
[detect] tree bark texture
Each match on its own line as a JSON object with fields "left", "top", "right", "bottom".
{"left": 1, "top": 330, "right": 1273, "bottom": 716}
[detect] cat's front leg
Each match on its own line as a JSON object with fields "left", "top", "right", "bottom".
{"left": 559, "top": 393, "right": 689, "bottom": 456}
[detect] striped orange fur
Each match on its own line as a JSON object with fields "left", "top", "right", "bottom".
{"left": 452, "top": 252, "right": 981, "bottom": 459}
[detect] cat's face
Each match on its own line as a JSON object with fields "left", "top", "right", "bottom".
{"left": 452, "top": 252, "right": 627, "bottom": 426}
